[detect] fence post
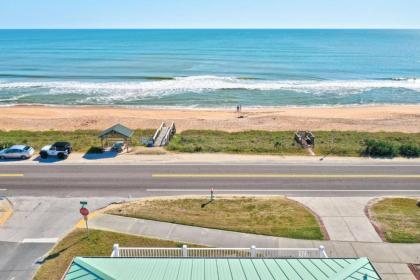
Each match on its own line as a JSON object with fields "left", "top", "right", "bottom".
{"left": 182, "top": 245, "right": 188, "bottom": 257}
{"left": 250, "top": 245, "right": 256, "bottom": 258}
{"left": 319, "top": 245, "right": 326, "bottom": 258}
{"left": 112, "top": 244, "right": 119, "bottom": 257}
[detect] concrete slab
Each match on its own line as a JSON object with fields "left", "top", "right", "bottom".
{"left": 322, "top": 217, "right": 355, "bottom": 241}
{"left": 395, "top": 274, "right": 417, "bottom": 280}
{"left": 292, "top": 197, "right": 382, "bottom": 242}
{"left": 344, "top": 216, "right": 382, "bottom": 242}
{"left": 374, "top": 263, "right": 396, "bottom": 274}
{"left": 352, "top": 243, "right": 401, "bottom": 263}
{"left": 390, "top": 244, "right": 420, "bottom": 264}
{"left": 391, "top": 263, "right": 413, "bottom": 274}
{"left": 325, "top": 241, "right": 358, "bottom": 258}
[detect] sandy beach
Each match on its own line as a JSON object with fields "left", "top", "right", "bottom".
{"left": 0, "top": 105, "right": 419, "bottom": 132}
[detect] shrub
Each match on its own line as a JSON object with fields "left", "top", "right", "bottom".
{"left": 399, "top": 144, "right": 420, "bottom": 158}
{"left": 364, "top": 140, "right": 398, "bottom": 158}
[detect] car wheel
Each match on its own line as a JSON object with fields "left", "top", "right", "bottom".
{"left": 20, "top": 155, "right": 27, "bottom": 160}
{"left": 58, "top": 153, "right": 65, "bottom": 159}
{"left": 0, "top": 156, "right": 5, "bottom": 160}
{"left": 40, "top": 152, "right": 48, "bottom": 159}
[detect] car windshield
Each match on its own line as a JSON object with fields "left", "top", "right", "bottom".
{"left": 24, "top": 146, "right": 31, "bottom": 151}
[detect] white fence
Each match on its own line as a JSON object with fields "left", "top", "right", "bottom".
{"left": 111, "top": 245, "right": 328, "bottom": 259}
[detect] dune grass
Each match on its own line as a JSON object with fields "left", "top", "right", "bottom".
{"left": 369, "top": 198, "right": 420, "bottom": 243}
{"left": 0, "top": 129, "right": 153, "bottom": 152}
{"left": 33, "top": 229, "right": 194, "bottom": 280}
{"left": 167, "top": 130, "right": 420, "bottom": 157}
{"left": 107, "top": 196, "right": 325, "bottom": 240}
{"left": 1, "top": 129, "right": 419, "bottom": 156}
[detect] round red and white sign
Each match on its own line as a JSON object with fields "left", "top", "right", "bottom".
{"left": 80, "top": 207, "right": 89, "bottom": 216}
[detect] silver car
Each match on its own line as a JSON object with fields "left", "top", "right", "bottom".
{"left": 0, "top": 145, "right": 35, "bottom": 160}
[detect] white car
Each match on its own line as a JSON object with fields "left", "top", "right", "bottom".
{"left": 40, "top": 142, "right": 72, "bottom": 159}
{"left": 0, "top": 145, "right": 35, "bottom": 160}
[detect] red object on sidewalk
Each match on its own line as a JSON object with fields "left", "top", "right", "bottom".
{"left": 80, "top": 207, "right": 89, "bottom": 217}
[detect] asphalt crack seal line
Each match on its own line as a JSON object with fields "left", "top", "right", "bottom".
{"left": 152, "top": 173, "right": 420, "bottom": 179}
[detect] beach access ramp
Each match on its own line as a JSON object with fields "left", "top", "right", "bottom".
{"left": 153, "top": 122, "right": 176, "bottom": 146}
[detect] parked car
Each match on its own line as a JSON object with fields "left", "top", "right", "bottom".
{"left": 0, "top": 145, "right": 35, "bottom": 160}
{"left": 112, "top": 141, "right": 126, "bottom": 153}
{"left": 40, "top": 142, "right": 72, "bottom": 159}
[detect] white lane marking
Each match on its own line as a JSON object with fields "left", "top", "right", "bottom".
{"left": 147, "top": 189, "right": 420, "bottom": 193}
{"left": 0, "top": 189, "right": 8, "bottom": 191}
{"left": 21, "top": 238, "right": 58, "bottom": 243}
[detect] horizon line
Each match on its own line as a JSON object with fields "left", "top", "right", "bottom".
{"left": 1, "top": 27, "right": 420, "bottom": 30}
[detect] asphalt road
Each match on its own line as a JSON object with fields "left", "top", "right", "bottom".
{"left": 1, "top": 164, "right": 419, "bottom": 197}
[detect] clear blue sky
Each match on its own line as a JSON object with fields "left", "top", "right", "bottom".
{"left": 1, "top": 0, "right": 419, "bottom": 29}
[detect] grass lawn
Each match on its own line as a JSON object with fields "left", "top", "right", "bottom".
{"left": 107, "top": 196, "right": 325, "bottom": 240}
{"left": 34, "top": 229, "right": 192, "bottom": 280}
{"left": 167, "top": 130, "right": 420, "bottom": 157}
{"left": 369, "top": 198, "right": 420, "bottom": 243}
{"left": 0, "top": 129, "right": 153, "bottom": 152}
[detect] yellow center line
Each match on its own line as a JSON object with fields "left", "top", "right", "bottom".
{"left": 152, "top": 173, "right": 420, "bottom": 179}
{"left": 0, "top": 174, "right": 24, "bottom": 177}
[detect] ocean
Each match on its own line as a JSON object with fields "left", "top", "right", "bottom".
{"left": 0, "top": 29, "right": 419, "bottom": 107}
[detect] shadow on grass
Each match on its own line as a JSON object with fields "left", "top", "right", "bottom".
{"left": 36, "top": 235, "right": 88, "bottom": 264}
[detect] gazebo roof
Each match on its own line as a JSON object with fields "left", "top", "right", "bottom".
{"left": 99, "top": 124, "right": 134, "bottom": 139}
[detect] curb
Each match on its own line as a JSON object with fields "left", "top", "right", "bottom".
{"left": 0, "top": 197, "right": 13, "bottom": 225}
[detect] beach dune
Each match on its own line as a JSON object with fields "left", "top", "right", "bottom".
{"left": 0, "top": 105, "right": 419, "bottom": 133}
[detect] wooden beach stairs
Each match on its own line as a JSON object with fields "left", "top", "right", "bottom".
{"left": 153, "top": 122, "right": 176, "bottom": 147}
{"left": 294, "top": 131, "right": 316, "bottom": 156}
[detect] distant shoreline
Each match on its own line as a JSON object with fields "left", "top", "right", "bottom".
{"left": 1, "top": 104, "right": 419, "bottom": 133}
{"left": 1, "top": 102, "right": 420, "bottom": 110}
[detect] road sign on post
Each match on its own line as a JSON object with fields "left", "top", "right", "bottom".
{"left": 79, "top": 201, "right": 89, "bottom": 236}
{"left": 210, "top": 188, "right": 214, "bottom": 201}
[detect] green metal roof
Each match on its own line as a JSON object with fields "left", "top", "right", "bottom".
{"left": 64, "top": 257, "right": 380, "bottom": 280}
{"left": 98, "top": 124, "right": 134, "bottom": 139}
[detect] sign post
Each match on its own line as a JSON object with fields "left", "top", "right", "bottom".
{"left": 210, "top": 188, "right": 214, "bottom": 201}
{"left": 79, "top": 201, "right": 89, "bottom": 236}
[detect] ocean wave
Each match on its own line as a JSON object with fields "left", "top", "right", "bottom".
{"left": 0, "top": 76, "right": 420, "bottom": 92}
{"left": 0, "top": 76, "right": 420, "bottom": 104}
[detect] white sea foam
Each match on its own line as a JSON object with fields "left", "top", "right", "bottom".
{"left": 0, "top": 76, "right": 419, "bottom": 102}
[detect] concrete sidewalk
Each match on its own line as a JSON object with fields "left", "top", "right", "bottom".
{"left": 1, "top": 152, "right": 420, "bottom": 165}
{"left": 89, "top": 213, "right": 419, "bottom": 280}
{"left": 293, "top": 197, "right": 382, "bottom": 242}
